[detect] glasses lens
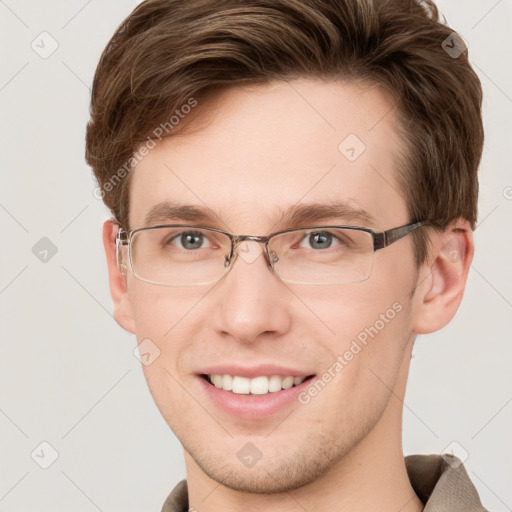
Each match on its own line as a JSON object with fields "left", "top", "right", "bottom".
{"left": 269, "top": 227, "right": 374, "bottom": 284}
{"left": 130, "top": 226, "right": 231, "bottom": 285}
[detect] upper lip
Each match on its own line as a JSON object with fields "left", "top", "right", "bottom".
{"left": 197, "top": 364, "right": 315, "bottom": 379}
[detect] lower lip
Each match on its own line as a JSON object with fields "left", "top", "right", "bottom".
{"left": 197, "top": 376, "right": 315, "bottom": 420}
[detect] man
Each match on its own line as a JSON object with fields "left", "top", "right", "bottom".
{"left": 85, "top": 0, "right": 487, "bottom": 510}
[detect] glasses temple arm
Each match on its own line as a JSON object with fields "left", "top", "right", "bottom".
{"left": 373, "top": 221, "right": 429, "bottom": 250}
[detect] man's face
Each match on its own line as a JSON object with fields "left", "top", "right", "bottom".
{"left": 122, "top": 79, "right": 422, "bottom": 492}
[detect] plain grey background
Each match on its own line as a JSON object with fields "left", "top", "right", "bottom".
{"left": 1, "top": 1, "right": 511, "bottom": 510}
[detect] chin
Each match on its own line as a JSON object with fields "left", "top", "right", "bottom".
{"left": 182, "top": 431, "right": 350, "bottom": 495}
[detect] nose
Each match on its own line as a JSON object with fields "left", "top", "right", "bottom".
{"left": 211, "top": 239, "right": 292, "bottom": 344}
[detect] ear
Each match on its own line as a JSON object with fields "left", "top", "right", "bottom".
{"left": 412, "top": 219, "right": 474, "bottom": 334}
{"left": 102, "top": 218, "right": 136, "bottom": 334}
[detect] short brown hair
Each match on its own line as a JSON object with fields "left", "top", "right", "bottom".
{"left": 85, "top": 0, "right": 484, "bottom": 265}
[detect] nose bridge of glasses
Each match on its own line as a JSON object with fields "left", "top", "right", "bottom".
{"left": 231, "top": 235, "right": 272, "bottom": 266}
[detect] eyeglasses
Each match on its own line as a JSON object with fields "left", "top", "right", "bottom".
{"left": 115, "top": 221, "right": 429, "bottom": 286}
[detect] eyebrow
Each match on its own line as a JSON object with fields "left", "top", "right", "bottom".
{"left": 142, "top": 200, "right": 376, "bottom": 229}
{"left": 277, "top": 202, "right": 375, "bottom": 228}
{"left": 144, "top": 201, "right": 214, "bottom": 226}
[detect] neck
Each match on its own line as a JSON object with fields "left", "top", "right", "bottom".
{"left": 184, "top": 344, "right": 423, "bottom": 512}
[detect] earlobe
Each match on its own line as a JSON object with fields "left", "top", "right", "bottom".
{"left": 102, "top": 219, "right": 136, "bottom": 334}
{"left": 412, "top": 220, "right": 474, "bottom": 334}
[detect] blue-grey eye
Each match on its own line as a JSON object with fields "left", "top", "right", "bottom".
{"left": 170, "top": 231, "right": 207, "bottom": 250}
{"left": 306, "top": 232, "right": 334, "bottom": 250}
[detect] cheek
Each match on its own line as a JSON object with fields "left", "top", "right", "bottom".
{"left": 127, "top": 279, "right": 215, "bottom": 339}
{"left": 127, "top": 282, "right": 211, "bottom": 398}
{"left": 296, "top": 298, "right": 411, "bottom": 440}
{"left": 128, "top": 285, "right": 205, "bottom": 426}
{"left": 295, "top": 271, "right": 413, "bottom": 402}
{"left": 297, "top": 270, "right": 410, "bottom": 347}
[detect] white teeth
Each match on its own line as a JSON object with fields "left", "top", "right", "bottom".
{"left": 281, "top": 376, "right": 294, "bottom": 389}
{"left": 268, "top": 375, "right": 282, "bottom": 392}
{"left": 207, "top": 374, "right": 307, "bottom": 394}
{"left": 250, "top": 376, "right": 269, "bottom": 395}
{"left": 232, "top": 376, "right": 250, "bottom": 394}
{"left": 222, "top": 374, "right": 233, "bottom": 391}
{"left": 211, "top": 374, "right": 223, "bottom": 388}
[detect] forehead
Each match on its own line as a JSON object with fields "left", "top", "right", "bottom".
{"left": 128, "top": 78, "right": 407, "bottom": 232}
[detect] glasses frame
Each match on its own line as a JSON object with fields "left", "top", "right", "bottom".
{"left": 116, "top": 220, "right": 430, "bottom": 286}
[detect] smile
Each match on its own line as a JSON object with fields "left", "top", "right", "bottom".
{"left": 203, "top": 374, "right": 315, "bottom": 395}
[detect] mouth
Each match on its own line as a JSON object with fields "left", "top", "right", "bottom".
{"left": 200, "top": 373, "right": 316, "bottom": 395}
